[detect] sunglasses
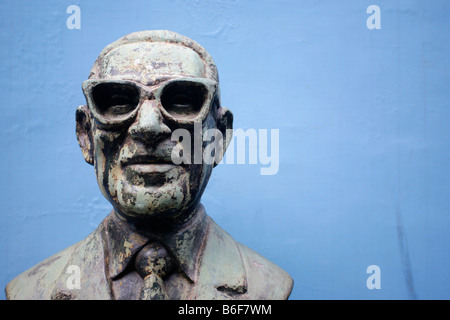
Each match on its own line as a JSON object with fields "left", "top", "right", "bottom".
{"left": 82, "top": 77, "right": 218, "bottom": 128}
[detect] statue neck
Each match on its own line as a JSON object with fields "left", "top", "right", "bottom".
{"left": 113, "top": 200, "right": 203, "bottom": 235}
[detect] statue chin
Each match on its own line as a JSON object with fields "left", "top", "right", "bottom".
{"left": 109, "top": 161, "right": 213, "bottom": 221}
{"left": 112, "top": 172, "right": 197, "bottom": 221}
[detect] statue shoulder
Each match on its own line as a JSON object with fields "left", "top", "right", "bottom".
{"left": 238, "top": 243, "right": 293, "bottom": 300}
{"left": 6, "top": 242, "right": 78, "bottom": 300}
{"left": 205, "top": 216, "right": 293, "bottom": 300}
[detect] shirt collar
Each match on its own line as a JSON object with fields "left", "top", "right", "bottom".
{"left": 101, "top": 204, "right": 210, "bottom": 283}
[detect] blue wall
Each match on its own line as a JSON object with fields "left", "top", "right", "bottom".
{"left": 1, "top": 0, "right": 449, "bottom": 300}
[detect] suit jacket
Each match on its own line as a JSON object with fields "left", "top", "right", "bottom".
{"left": 6, "top": 211, "right": 293, "bottom": 300}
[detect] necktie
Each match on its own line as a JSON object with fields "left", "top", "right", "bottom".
{"left": 134, "top": 242, "right": 174, "bottom": 300}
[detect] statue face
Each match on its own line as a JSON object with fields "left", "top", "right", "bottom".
{"left": 78, "top": 42, "right": 232, "bottom": 222}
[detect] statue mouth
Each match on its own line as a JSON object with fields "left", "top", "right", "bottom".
{"left": 125, "top": 163, "right": 175, "bottom": 174}
{"left": 121, "top": 154, "right": 181, "bottom": 186}
{"left": 121, "top": 154, "right": 175, "bottom": 166}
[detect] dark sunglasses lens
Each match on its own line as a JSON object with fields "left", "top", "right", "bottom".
{"left": 92, "top": 83, "right": 140, "bottom": 117}
{"left": 161, "top": 81, "right": 208, "bottom": 118}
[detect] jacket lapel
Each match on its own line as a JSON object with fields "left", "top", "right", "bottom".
{"left": 49, "top": 222, "right": 112, "bottom": 300}
{"left": 192, "top": 217, "right": 248, "bottom": 299}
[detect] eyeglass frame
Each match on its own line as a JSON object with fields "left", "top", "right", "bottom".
{"left": 82, "top": 77, "right": 218, "bottom": 129}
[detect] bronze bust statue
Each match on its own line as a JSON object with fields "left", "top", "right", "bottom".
{"left": 6, "top": 30, "right": 293, "bottom": 300}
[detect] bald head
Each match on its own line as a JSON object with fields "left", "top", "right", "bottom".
{"left": 89, "top": 30, "right": 219, "bottom": 84}
{"left": 97, "top": 42, "right": 207, "bottom": 86}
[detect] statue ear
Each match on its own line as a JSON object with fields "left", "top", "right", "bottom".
{"left": 76, "top": 105, "right": 94, "bottom": 165}
{"left": 214, "top": 106, "right": 233, "bottom": 166}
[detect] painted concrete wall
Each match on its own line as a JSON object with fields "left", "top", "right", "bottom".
{"left": 1, "top": 0, "right": 449, "bottom": 299}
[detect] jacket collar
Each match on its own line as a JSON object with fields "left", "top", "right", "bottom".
{"left": 101, "top": 204, "right": 210, "bottom": 283}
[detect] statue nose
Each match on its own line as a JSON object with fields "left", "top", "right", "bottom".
{"left": 129, "top": 100, "right": 171, "bottom": 142}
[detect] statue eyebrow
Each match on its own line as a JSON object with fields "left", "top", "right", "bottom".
{"left": 144, "top": 75, "right": 195, "bottom": 87}
{"left": 98, "top": 74, "right": 197, "bottom": 88}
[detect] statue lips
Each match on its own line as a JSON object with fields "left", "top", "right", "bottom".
{"left": 121, "top": 154, "right": 181, "bottom": 186}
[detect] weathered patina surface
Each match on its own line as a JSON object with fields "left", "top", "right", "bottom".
{"left": 6, "top": 30, "right": 293, "bottom": 300}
